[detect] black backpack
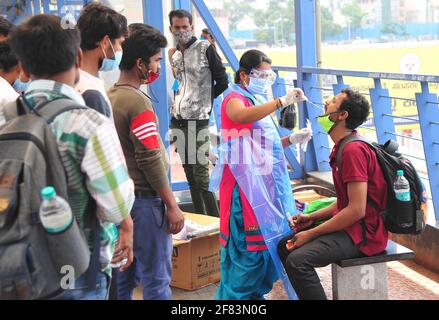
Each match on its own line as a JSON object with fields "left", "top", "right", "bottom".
{"left": 337, "top": 135, "right": 427, "bottom": 235}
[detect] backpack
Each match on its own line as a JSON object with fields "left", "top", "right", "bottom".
{"left": 337, "top": 135, "right": 427, "bottom": 235}
{"left": 0, "top": 96, "right": 100, "bottom": 300}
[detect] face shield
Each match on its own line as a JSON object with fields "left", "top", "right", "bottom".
{"left": 249, "top": 68, "right": 277, "bottom": 86}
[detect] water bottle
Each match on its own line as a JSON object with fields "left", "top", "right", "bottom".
{"left": 393, "top": 170, "right": 411, "bottom": 202}
{"left": 39, "top": 186, "right": 91, "bottom": 276}
{"left": 108, "top": 225, "right": 128, "bottom": 269}
{"left": 39, "top": 186, "right": 73, "bottom": 233}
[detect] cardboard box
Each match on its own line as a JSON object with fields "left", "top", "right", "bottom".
{"left": 294, "top": 190, "right": 326, "bottom": 203}
{"left": 171, "top": 213, "right": 221, "bottom": 291}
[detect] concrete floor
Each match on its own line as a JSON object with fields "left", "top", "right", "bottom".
{"left": 132, "top": 260, "right": 439, "bottom": 300}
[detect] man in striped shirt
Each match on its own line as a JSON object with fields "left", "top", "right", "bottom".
{"left": 8, "top": 14, "right": 134, "bottom": 300}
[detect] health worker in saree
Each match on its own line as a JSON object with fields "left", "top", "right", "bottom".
{"left": 214, "top": 49, "right": 312, "bottom": 300}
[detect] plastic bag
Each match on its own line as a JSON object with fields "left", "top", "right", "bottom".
{"left": 302, "top": 197, "right": 337, "bottom": 225}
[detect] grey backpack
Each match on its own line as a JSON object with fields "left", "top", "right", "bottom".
{"left": 0, "top": 97, "right": 100, "bottom": 300}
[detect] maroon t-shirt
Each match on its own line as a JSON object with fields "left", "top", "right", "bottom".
{"left": 329, "top": 132, "right": 388, "bottom": 256}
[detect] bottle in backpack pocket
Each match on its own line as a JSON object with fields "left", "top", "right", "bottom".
{"left": 394, "top": 170, "right": 411, "bottom": 202}
{"left": 393, "top": 170, "right": 413, "bottom": 228}
{"left": 39, "top": 187, "right": 90, "bottom": 278}
{"left": 39, "top": 187, "right": 73, "bottom": 233}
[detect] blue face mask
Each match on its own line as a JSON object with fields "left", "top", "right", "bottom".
{"left": 200, "top": 36, "right": 206, "bottom": 41}
{"left": 100, "top": 40, "right": 122, "bottom": 72}
{"left": 13, "top": 79, "right": 31, "bottom": 94}
{"left": 246, "top": 77, "right": 270, "bottom": 95}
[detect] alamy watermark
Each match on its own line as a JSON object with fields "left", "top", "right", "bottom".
{"left": 60, "top": 265, "right": 75, "bottom": 290}
{"left": 168, "top": 125, "right": 276, "bottom": 175}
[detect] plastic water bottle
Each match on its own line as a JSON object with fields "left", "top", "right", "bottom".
{"left": 39, "top": 186, "right": 91, "bottom": 275}
{"left": 394, "top": 170, "right": 411, "bottom": 202}
{"left": 39, "top": 186, "right": 73, "bottom": 233}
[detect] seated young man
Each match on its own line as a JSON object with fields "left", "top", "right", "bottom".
{"left": 278, "top": 88, "right": 388, "bottom": 300}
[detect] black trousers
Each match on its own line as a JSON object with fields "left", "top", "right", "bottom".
{"left": 277, "top": 230, "right": 363, "bottom": 300}
{"left": 171, "top": 118, "right": 219, "bottom": 217}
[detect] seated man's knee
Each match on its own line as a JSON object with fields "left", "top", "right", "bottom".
{"left": 277, "top": 234, "right": 294, "bottom": 262}
{"left": 285, "top": 250, "right": 307, "bottom": 271}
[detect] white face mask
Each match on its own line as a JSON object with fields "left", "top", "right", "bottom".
{"left": 173, "top": 30, "right": 193, "bottom": 45}
{"left": 246, "top": 77, "right": 271, "bottom": 95}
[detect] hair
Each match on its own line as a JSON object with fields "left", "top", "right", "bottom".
{"left": 0, "top": 41, "right": 19, "bottom": 73}
{"left": 0, "top": 16, "right": 14, "bottom": 38}
{"left": 234, "top": 49, "right": 272, "bottom": 84}
{"left": 339, "top": 88, "right": 370, "bottom": 129}
{"left": 128, "top": 23, "right": 153, "bottom": 36}
{"left": 77, "top": 2, "right": 128, "bottom": 50}
{"left": 9, "top": 15, "right": 80, "bottom": 77}
{"left": 168, "top": 9, "right": 193, "bottom": 26}
{"left": 119, "top": 27, "right": 167, "bottom": 71}
{"left": 201, "top": 28, "right": 214, "bottom": 41}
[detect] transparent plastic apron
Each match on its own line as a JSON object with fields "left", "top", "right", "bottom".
{"left": 210, "top": 85, "right": 298, "bottom": 299}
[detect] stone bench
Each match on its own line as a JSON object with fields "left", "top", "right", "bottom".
{"left": 332, "top": 240, "right": 415, "bottom": 300}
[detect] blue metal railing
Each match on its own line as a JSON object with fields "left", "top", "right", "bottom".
{"left": 6, "top": 0, "right": 439, "bottom": 224}
{"left": 0, "top": 0, "right": 90, "bottom": 23}
{"left": 208, "top": 63, "right": 439, "bottom": 223}
{"left": 264, "top": 65, "right": 439, "bottom": 222}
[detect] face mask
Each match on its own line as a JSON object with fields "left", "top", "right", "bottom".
{"left": 173, "top": 30, "right": 193, "bottom": 45}
{"left": 317, "top": 112, "right": 341, "bottom": 134}
{"left": 145, "top": 70, "right": 160, "bottom": 84}
{"left": 100, "top": 39, "right": 122, "bottom": 72}
{"left": 246, "top": 77, "right": 270, "bottom": 95}
{"left": 13, "top": 79, "right": 31, "bottom": 94}
{"left": 200, "top": 36, "right": 206, "bottom": 41}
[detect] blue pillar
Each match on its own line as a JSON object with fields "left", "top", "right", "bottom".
{"left": 272, "top": 74, "right": 304, "bottom": 179}
{"left": 174, "top": 0, "right": 191, "bottom": 11}
{"left": 415, "top": 82, "right": 439, "bottom": 221}
{"left": 42, "top": 0, "right": 51, "bottom": 14}
{"left": 370, "top": 78, "right": 395, "bottom": 144}
{"left": 191, "top": 0, "right": 239, "bottom": 71}
{"left": 295, "top": 0, "right": 330, "bottom": 172}
{"left": 143, "top": 0, "right": 173, "bottom": 184}
{"left": 333, "top": 75, "right": 349, "bottom": 94}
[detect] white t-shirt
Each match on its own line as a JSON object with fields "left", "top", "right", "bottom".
{"left": 0, "top": 76, "right": 19, "bottom": 126}
{"left": 76, "top": 69, "right": 113, "bottom": 119}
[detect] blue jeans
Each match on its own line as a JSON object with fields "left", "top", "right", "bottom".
{"left": 117, "top": 197, "right": 173, "bottom": 300}
{"left": 54, "top": 272, "right": 109, "bottom": 300}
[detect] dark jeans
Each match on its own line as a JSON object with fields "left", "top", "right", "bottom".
{"left": 117, "top": 197, "right": 172, "bottom": 300}
{"left": 278, "top": 230, "right": 363, "bottom": 300}
{"left": 171, "top": 118, "right": 219, "bottom": 217}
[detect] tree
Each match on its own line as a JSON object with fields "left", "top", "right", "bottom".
{"left": 253, "top": 0, "right": 295, "bottom": 45}
{"left": 340, "top": 0, "right": 367, "bottom": 38}
{"left": 223, "top": 0, "right": 254, "bottom": 31}
{"left": 320, "top": 6, "right": 343, "bottom": 39}
{"left": 254, "top": 29, "right": 274, "bottom": 45}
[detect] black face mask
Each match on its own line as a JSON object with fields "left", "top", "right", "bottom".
{"left": 279, "top": 103, "right": 297, "bottom": 130}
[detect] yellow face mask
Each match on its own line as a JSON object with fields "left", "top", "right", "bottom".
{"left": 317, "top": 112, "right": 342, "bottom": 134}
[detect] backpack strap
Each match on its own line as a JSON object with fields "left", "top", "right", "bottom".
{"left": 84, "top": 200, "right": 100, "bottom": 290}
{"left": 33, "top": 98, "right": 87, "bottom": 123}
{"left": 335, "top": 134, "right": 380, "bottom": 247}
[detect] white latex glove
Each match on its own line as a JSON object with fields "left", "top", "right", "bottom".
{"left": 208, "top": 148, "right": 219, "bottom": 165}
{"left": 279, "top": 88, "right": 308, "bottom": 106}
{"left": 289, "top": 127, "right": 313, "bottom": 145}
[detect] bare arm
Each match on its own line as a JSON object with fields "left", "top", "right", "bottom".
{"left": 226, "top": 97, "right": 280, "bottom": 124}
{"left": 308, "top": 181, "right": 367, "bottom": 238}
